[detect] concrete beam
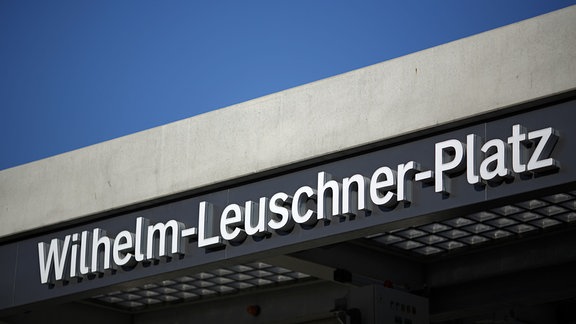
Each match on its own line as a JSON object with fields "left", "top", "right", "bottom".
{"left": 1, "top": 6, "right": 575, "bottom": 239}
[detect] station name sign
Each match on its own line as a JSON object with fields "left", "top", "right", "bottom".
{"left": 38, "top": 124, "right": 559, "bottom": 284}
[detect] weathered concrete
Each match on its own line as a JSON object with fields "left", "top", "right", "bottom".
{"left": 1, "top": 6, "right": 575, "bottom": 239}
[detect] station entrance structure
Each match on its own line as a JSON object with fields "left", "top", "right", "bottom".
{"left": 1, "top": 6, "right": 576, "bottom": 324}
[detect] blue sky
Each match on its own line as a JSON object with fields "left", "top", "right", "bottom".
{"left": 1, "top": 1, "right": 575, "bottom": 170}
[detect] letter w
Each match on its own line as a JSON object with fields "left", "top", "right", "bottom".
{"left": 38, "top": 236, "right": 70, "bottom": 284}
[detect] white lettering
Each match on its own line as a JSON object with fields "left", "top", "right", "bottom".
{"left": 220, "top": 204, "right": 246, "bottom": 243}
{"left": 147, "top": 220, "right": 185, "bottom": 260}
{"left": 435, "top": 139, "right": 465, "bottom": 193}
{"left": 38, "top": 236, "right": 70, "bottom": 284}
{"left": 79, "top": 230, "right": 91, "bottom": 275}
{"left": 268, "top": 192, "right": 294, "bottom": 231}
{"left": 508, "top": 124, "right": 528, "bottom": 173}
{"left": 245, "top": 198, "right": 271, "bottom": 237}
{"left": 113, "top": 230, "right": 135, "bottom": 266}
{"left": 342, "top": 174, "right": 370, "bottom": 215}
{"left": 134, "top": 217, "right": 147, "bottom": 262}
{"left": 198, "top": 201, "right": 224, "bottom": 248}
{"left": 370, "top": 166, "right": 397, "bottom": 206}
{"left": 467, "top": 134, "right": 483, "bottom": 185}
{"left": 479, "top": 139, "right": 511, "bottom": 182}
{"left": 527, "top": 127, "right": 559, "bottom": 172}
{"left": 91, "top": 228, "right": 114, "bottom": 273}
{"left": 317, "top": 172, "right": 341, "bottom": 220}
{"left": 292, "top": 186, "right": 317, "bottom": 224}
{"left": 69, "top": 233, "right": 80, "bottom": 279}
{"left": 397, "top": 161, "right": 421, "bottom": 202}
{"left": 38, "top": 124, "right": 561, "bottom": 285}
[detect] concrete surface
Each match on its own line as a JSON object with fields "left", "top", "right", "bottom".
{"left": 1, "top": 5, "right": 575, "bottom": 239}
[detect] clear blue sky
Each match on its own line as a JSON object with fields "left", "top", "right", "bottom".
{"left": 1, "top": 1, "right": 575, "bottom": 170}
